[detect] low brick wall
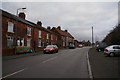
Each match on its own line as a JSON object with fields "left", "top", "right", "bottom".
{"left": 2, "top": 48, "right": 15, "bottom": 56}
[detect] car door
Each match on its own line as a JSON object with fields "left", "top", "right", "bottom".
{"left": 113, "top": 46, "right": 119, "bottom": 53}
{"left": 118, "top": 46, "right": 120, "bottom": 53}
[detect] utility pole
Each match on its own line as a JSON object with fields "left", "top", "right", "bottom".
{"left": 92, "top": 26, "right": 94, "bottom": 47}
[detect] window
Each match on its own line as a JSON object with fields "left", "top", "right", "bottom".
{"left": 38, "top": 31, "right": 41, "bottom": 38}
{"left": 63, "top": 42, "right": 65, "bottom": 46}
{"left": 17, "top": 37, "right": 24, "bottom": 46}
{"left": 47, "top": 34, "right": 49, "bottom": 39}
{"left": 38, "top": 40, "right": 41, "bottom": 47}
{"left": 8, "top": 22, "right": 14, "bottom": 33}
{"left": 27, "top": 27, "right": 31, "bottom": 36}
{"left": 17, "top": 37, "right": 20, "bottom": 46}
{"left": 27, "top": 38, "right": 31, "bottom": 47}
{"left": 21, "top": 38, "right": 24, "bottom": 46}
{"left": 113, "top": 46, "right": 120, "bottom": 49}
{"left": 7, "top": 36, "right": 13, "bottom": 47}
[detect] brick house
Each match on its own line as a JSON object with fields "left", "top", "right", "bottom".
{"left": 2, "top": 9, "right": 58, "bottom": 56}
{"left": 51, "top": 26, "right": 74, "bottom": 48}
{"left": 74, "top": 40, "right": 80, "bottom": 47}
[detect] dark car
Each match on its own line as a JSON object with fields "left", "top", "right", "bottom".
{"left": 69, "top": 45, "right": 75, "bottom": 49}
{"left": 96, "top": 44, "right": 108, "bottom": 52}
{"left": 43, "top": 45, "right": 58, "bottom": 54}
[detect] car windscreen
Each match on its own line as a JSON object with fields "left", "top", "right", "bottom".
{"left": 46, "top": 46, "right": 54, "bottom": 48}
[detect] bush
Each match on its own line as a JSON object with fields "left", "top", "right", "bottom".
{"left": 15, "top": 46, "right": 32, "bottom": 54}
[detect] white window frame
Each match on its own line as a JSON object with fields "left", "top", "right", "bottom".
{"left": 17, "top": 37, "right": 20, "bottom": 46}
{"left": 38, "top": 40, "right": 41, "bottom": 47}
{"left": 27, "top": 38, "right": 31, "bottom": 47}
{"left": 27, "top": 27, "right": 31, "bottom": 36}
{"left": 8, "top": 22, "right": 14, "bottom": 33}
{"left": 38, "top": 31, "right": 41, "bottom": 38}
{"left": 47, "top": 33, "right": 49, "bottom": 39}
{"left": 7, "top": 36, "right": 14, "bottom": 47}
{"left": 21, "top": 38, "right": 24, "bottom": 46}
{"left": 63, "top": 42, "right": 65, "bottom": 46}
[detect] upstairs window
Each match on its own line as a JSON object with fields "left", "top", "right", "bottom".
{"left": 27, "top": 27, "right": 31, "bottom": 36}
{"left": 47, "top": 34, "right": 49, "bottom": 39}
{"left": 38, "top": 40, "right": 41, "bottom": 47}
{"left": 8, "top": 22, "right": 14, "bottom": 33}
{"left": 38, "top": 31, "right": 41, "bottom": 38}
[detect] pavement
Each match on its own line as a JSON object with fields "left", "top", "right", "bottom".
{"left": 88, "top": 48, "right": 120, "bottom": 80}
{"left": 2, "top": 48, "right": 67, "bottom": 61}
{"left": 2, "top": 51, "right": 43, "bottom": 61}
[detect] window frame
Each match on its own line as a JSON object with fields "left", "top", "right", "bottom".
{"left": 7, "top": 22, "right": 14, "bottom": 33}
{"left": 27, "top": 27, "right": 31, "bottom": 36}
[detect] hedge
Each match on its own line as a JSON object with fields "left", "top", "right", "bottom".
{"left": 15, "top": 46, "right": 32, "bottom": 54}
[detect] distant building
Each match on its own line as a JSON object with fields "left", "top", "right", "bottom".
{"left": 51, "top": 26, "right": 74, "bottom": 48}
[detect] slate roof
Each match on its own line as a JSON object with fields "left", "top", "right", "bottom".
{"left": 52, "top": 27, "right": 74, "bottom": 39}
{"left": 1, "top": 9, "right": 53, "bottom": 34}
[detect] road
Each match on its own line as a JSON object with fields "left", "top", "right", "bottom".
{"left": 2, "top": 47, "right": 90, "bottom": 78}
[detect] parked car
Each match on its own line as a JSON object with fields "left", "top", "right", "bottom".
{"left": 104, "top": 45, "right": 120, "bottom": 57}
{"left": 79, "top": 44, "right": 83, "bottom": 48}
{"left": 43, "top": 45, "right": 58, "bottom": 54}
{"left": 69, "top": 45, "right": 75, "bottom": 49}
{"left": 96, "top": 44, "right": 108, "bottom": 52}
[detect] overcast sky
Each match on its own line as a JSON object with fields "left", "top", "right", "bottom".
{"left": 1, "top": 1, "right": 119, "bottom": 42}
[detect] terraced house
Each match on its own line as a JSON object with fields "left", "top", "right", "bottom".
{"left": 51, "top": 26, "right": 74, "bottom": 48}
{"left": 2, "top": 9, "right": 76, "bottom": 56}
{"left": 2, "top": 9, "right": 58, "bottom": 56}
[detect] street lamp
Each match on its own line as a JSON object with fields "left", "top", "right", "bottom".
{"left": 92, "top": 26, "right": 94, "bottom": 47}
{"left": 16, "top": 7, "right": 26, "bottom": 16}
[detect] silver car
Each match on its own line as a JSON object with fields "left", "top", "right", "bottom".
{"left": 104, "top": 45, "right": 120, "bottom": 57}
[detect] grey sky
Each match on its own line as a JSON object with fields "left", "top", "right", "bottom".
{"left": 1, "top": 2, "right": 118, "bottom": 42}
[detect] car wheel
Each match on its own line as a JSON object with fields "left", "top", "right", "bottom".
{"left": 56, "top": 50, "right": 58, "bottom": 53}
{"left": 43, "top": 51, "right": 46, "bottom": 54}
{"left": 109, "top": 52, "right": 115, "bottom": 57}
{"left": 104, "top": 53, "right": 109, "bottom": 57}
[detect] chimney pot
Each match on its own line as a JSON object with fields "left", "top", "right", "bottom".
{"left": 47, "top": 26, "right": 51, "bottom": 30}
{"left": 65, "top": 30, "right": 68, "bottom": 32}
{"left": 37, "top": 21, "right": 42, "bottom": 27}
{"left": 18, "top": 12, "right": 26, "bottom": 19}
{"left": 57, "top": 26, "right": 61, "bottom": 30}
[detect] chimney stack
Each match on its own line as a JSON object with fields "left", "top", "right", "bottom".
{"left": 19, "top": 12, "right": 26, "bottom": 19}
{"left": 57, "top": 26, "right": 61, "bottom": 30}
{"left": 65, "top": 30, "right": 68, "bottom": 32}
{"left": 37, "top": 21, "right": 42, "bottom": 27}
{"left": 47, "top": 26, "right": 51, "bottom": 30}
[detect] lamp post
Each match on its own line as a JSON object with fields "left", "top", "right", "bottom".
{"left": 92, "top": 26, "right": 94, "bottom": 47}
{"left": 16, "top": 7, "right": 26, "bottom": 16}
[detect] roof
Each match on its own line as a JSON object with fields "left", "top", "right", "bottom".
{"left": 52, "top": 27, "right": 74, "bottom": 39}
{"left": 1, "top": 9, "right": 54, "bottom": 34}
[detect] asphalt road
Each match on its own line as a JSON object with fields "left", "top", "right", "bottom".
{"left": 89, "top": 48, "right": 120, "bottom": 79}
{"left": 2, "top": 47, "right": 90, "bottom": 78}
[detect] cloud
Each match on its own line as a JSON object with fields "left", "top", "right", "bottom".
{"left": 2, "top": 2, "right": 118, "bottom": 42}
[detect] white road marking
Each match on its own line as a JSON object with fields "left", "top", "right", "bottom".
{"left": 42, "top": 56, "right": 58, "bottom": 63}
{"left": 2, "top": 68, "right": 26, "bottom": 79}
{"left": 87, "top": 51, "right": 93, "bottom": 79}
